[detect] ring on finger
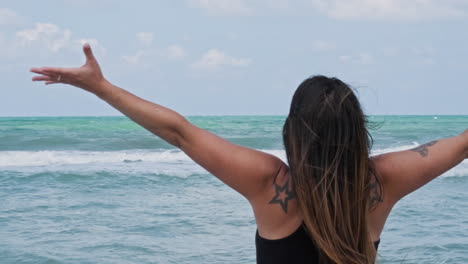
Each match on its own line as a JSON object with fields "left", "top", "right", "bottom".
{"left": 57, "top": 75, "right": 61, "bottom": 82}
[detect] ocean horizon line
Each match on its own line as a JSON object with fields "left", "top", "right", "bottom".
{"left": 1, "top": 114, "right": 467, "bottom": 118}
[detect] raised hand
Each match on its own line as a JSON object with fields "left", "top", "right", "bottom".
{"left": 31, "top": 43, "right": 107, "bottom": 95}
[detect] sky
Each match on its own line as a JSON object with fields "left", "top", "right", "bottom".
{"left": 1, "top": 0, "right": 468, "bottom": 116}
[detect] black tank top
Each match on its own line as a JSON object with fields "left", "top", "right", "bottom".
{"left": 256, "top": 225, "right": 380, "bottom": 264}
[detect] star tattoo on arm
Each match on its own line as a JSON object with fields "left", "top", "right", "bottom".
{"left": 410, "top": 140, "right": 438, "bottom": 157}
{"left": 269, "top": 178, "right": 296, "bottom": 213}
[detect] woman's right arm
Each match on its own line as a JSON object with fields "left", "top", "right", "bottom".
{"left": 31, "top": 44, "right": 285, "bottom": 201}
{"left": 465, "top": 129, "right": 468, "bottom": 159}
{"left": 373, "top": 129, "right": 468, "bottom": 203}
{"left": 96, "top": 84, "right": 285, "bottom": 199}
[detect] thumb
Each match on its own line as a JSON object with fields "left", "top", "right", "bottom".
{"left": 83, "top": 43, "right": 95, "bottom": 62}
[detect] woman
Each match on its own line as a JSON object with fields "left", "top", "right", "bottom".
{"left": 31, "top": 44, "right": 468, "bottom": 264}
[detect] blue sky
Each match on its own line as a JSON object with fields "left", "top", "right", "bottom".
{"left": 1, "top": 0, "right": 468, "bottom": 116}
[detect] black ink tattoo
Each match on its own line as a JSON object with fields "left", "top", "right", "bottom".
{"left": 369, "top": 182, "right": 383, "bottom": 208}
{"left": 410, "top": 140, "right": 438, "bottom": 157}
{"left": 269, "top": 179, "right": 296, "bottom": 213}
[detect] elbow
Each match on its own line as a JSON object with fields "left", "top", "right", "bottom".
{"left": 168, "top": 116, "right": 190, "bottom": 149}
{"left": 167, "top": 129, "right": 184, "bottom": 148}
{"left": 172, "top": 116, "right": 191, "bottom": 149}
{"left": 152, "top": 114, "right": 188, "bottom": 149}
{"left": 151, "top": 127, "right": 181, "bottom": 148}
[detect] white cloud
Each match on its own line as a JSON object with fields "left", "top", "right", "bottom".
{"left": 17, "top": 23, "right": 59, "bottom": 42}
{"left": 164, "top": 45, "right": 186, "bottom": 60}
{"left": 310, "top": 0, "right": 468, "bottom": 20}
{"left": 78, "top": 38, "right": 106, "bottom": 55}
{"left": 420, "top": 57, "right": 436, "bottom": 65}
{"left": 187, "top": 0, "right": 253, "bottom": 15}
{"left": 264, "top": 0, "right": 291, "bottom": 10}
{"left": 16, "top": 23, "right": 73, "bottom": 52}
{"left": 187, "top": 0, "right": 303, "bottom": 15}
{"left": 192, "top": 49, "right": 252, "bottom": 70}
{"left": 381, "top": 46, "right": 400, "bottom": 56}
{"left": 136, "top": 32, "right": 153, "bottom": 46}
{"left": 410, "top": 45, "right": 437, "bottom": 66}
{"left": 0, "top": 8, "right": 22, "bottom": 25}
{"left": 122, "top": 50, "right": 150, "bottom": 65}
{"left": 14, "top": 23, "right": 106, "bottom": 56}
{"left": 188, "top": 0, "right": 468, "bottom": 19}
{"left": 411, "top": 45, "right": 435, "bottom": 55}
{"left": 62, "top": 0, "right": 113, "bottom": 7}
{"left": 121, "top": 32, "right": 155, "bottom": 64}
{"left": 122, "top": 44, "right": 186, "bottom": 65}
{"left": 339, "top": 53, "right": 374, "bottom": 64}
{"left": 311, "top": 41, "right": 336, "bottom": 51}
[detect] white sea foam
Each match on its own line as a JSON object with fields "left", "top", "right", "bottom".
{"left": 0, "top": 149, "right": 206, "bottom": 177}
{"left": 0, "top": 150, "right": 190, "bottom": 167}
{"left": 371, "top": 143, "right": 420, "bottom": 155}
{"left": 0, "top": 145, "right": 466, "bottom": 177}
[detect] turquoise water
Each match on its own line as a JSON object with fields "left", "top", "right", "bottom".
{"left": 0, "top": 116, "right": 467, "bottom": 263}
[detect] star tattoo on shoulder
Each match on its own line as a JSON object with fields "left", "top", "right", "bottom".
{"left": 269, "top": 178, "right": 296, "bottom": 213}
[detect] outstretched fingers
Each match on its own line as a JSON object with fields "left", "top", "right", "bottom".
{"left": 32, "top": 75, "right": 54, "bottom": 82}
{"left": 30, "top": 67, "right": 68, "bottom": 76}
{"left": 30, "top": 67, "right": 76, "bottom": 83}
{"left": 30, "top": 43, "right": 97, "bottom": 87}
{"left": 45, "top": 81, "right": 60, "bottom": 85}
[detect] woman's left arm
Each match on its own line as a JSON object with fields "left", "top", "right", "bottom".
{"left": 31, "top": 44, "right": 285, "bottom": 201}
{"left": 372, "top": 129, "right": 468, "bottom": 203}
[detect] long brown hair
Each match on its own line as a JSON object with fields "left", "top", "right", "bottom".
{"left": 282, "top": 75, "right": 382, "bottom": 263}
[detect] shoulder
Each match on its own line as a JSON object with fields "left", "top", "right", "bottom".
{"left": 251, "top": 163, "right": 303, "bottom": 240}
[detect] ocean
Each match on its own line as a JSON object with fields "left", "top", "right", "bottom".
{"left": 0, "top": 115, "right": 467, "bottom": 264}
